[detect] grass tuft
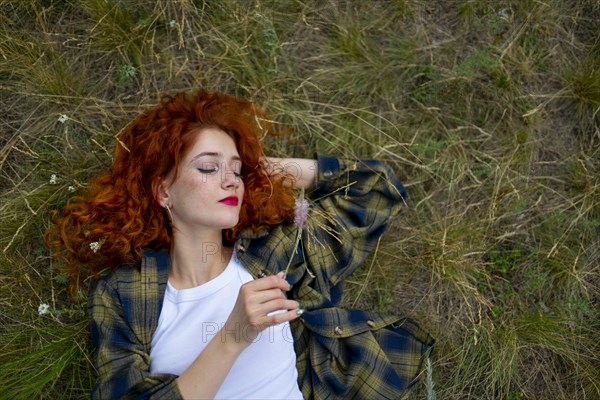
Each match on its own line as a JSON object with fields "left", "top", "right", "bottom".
{"left": 0, "top": 319, "right": 93, "bottom": 399}
{"left": 563, "top": 59, "right": 600, "bottom": 131}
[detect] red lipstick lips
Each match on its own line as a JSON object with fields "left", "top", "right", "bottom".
{"left": 219, "top": 196, "right": 239, "bottom": 206}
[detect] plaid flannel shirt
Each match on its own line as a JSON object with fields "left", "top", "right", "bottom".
{"left": 89, "top": 154, "right": 434, "bottom": 399}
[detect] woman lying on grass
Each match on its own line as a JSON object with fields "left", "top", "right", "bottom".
{"left": 45, "top": 89, "right": 433, "bottom": 399}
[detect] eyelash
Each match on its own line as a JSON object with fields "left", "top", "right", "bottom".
{"left": 197, "top": 167, "right": 218, "bottom": 174}
{"left": 197, "top": 167, "right": 242, "bottom": 177}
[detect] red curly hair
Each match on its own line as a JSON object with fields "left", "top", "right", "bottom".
{"left": 45, "top": 89, "right": 296, "bottom": 290}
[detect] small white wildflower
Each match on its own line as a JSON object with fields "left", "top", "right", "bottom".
{"left": 38, "top": 303, "right": 51, "bottom": 315}
{"left": 49, "top": 174, "right": 57, "bottom": 185}
{"left": 89, "top": 237, "right": 106, "bottom": 253}
{"left": 497, "top": 9, "right": 510, "bottom": 21}
{"left": 68, "top": 185, "right": 76, "bottom": 192}
{"left": 89, "top": 241, "right": 101, "bottom": 253}
{"left": 169, "top": 19, "right": 177, "bottom": 28}
{"left": 58, "top": 114, "right": 69, "bottom": 123}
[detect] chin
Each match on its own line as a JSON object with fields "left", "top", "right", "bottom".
{"left": 221, "top": 218, "right": 240, "bottom": 230}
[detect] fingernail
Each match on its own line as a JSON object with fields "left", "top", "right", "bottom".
{"left": 296, "top": 301, "right": 302, "bottom": 308}
{"left": 288, "top": 283, "right": 292, "bottom": 290}
{"left": 296, "top": 308, "right": 304, "bottom": 316}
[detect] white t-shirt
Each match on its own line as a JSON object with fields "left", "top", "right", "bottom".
{"left": 149, "top": 252, "right": 302, "bottom": 399}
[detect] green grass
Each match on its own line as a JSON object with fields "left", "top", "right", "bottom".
{"left": 1, "top": 0, "right": 599, "bottom": 398}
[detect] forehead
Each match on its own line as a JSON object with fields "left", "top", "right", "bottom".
{"left": 186, "top": 127, "right": 239, "bottom": 159}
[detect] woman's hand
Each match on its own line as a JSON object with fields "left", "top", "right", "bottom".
{"left": 223, "top": 271, "right": 301, "bottom": 351}
{"left": 178, "top": 271, "right": 299, "bottom": 398}
{"left": 260, "top": 157, "right": 318, "bottom": 189}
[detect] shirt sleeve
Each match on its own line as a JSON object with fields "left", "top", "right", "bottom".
{"left": 305, "top": 154, "right": 407, "bottom": 287}
{"left": 89, "top": 276, "right": 183, "bottom": 400}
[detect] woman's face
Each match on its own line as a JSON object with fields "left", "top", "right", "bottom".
{"left": 159, "top": 127, "right": 245, "bottom": 235}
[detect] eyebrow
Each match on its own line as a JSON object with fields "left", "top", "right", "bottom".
{"left": 189, "top": 152, "right": 241, "bottom": 163}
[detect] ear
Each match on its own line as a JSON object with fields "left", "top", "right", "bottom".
{"left": 153, "top": 178, "right": 171, "bottom": 208}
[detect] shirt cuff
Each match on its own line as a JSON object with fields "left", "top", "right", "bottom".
{"left": 311, "top": 154, "right": 344, "bottom": 194}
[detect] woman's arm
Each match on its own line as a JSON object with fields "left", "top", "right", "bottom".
{"left": 90, "top": 277, "right": 181, "bottom": 399}
{"left": 90, "top": 271, "right": 300, "bottom": 399}
{"left": 177, "top": 272, "right": 300, "bottom": 398}
{"left": 263, "top": 157, "right": 318, "bottom": 189}
{"left": 250, "top": 154, "right": 407, "bottom": 295}
{"left": 299, "top": 155, "right": 407, "bottom": 286}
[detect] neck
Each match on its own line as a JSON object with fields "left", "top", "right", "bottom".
{"left": 168, "top": 229, "right": 232, "bottom": 289}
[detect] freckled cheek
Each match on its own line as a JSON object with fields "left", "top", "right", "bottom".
{"left": 174, "top": 180, "right": 213, "bottom": 205}
{"left": 187, "top": 174, "right": 217, "bottom": 189}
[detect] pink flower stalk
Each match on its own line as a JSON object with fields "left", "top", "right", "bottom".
{"left": 294, "top": 196, "right": 309, "bottom": 230}
{"left": 284, "top": 188, "right": 306, "bottom": 277}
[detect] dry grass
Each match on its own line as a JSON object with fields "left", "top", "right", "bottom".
{"left": 1, "top": 1, "right": 599, "bottom": 399}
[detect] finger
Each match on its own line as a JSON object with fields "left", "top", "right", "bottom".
{"left": 261, "top": 308, "right": 303, "bottom": 327}
{"left": 243, "top": 274, "right": 290, "bottom": 292}
{"left": 257, "top": 298, "right": 300, "bottom": 316}
{"left": 246, "top": 288, "right": 287, "bottom": 305}
{"left": 274, "top": 271, "right": 293, "bottom": 294}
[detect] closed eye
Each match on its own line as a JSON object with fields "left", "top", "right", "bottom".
{"left": 197, "top": 167, "right": 243, "bottom": 178}
{"left": 197, "top": 166, "right": 219, "bottom": 174}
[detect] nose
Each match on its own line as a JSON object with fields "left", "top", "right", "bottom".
{"left": 221, "top": 163, "right": 241, "bottom": 188}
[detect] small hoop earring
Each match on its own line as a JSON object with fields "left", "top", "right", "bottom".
{"left": 164, "top": 205, "right": 174, "bottom": 223}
